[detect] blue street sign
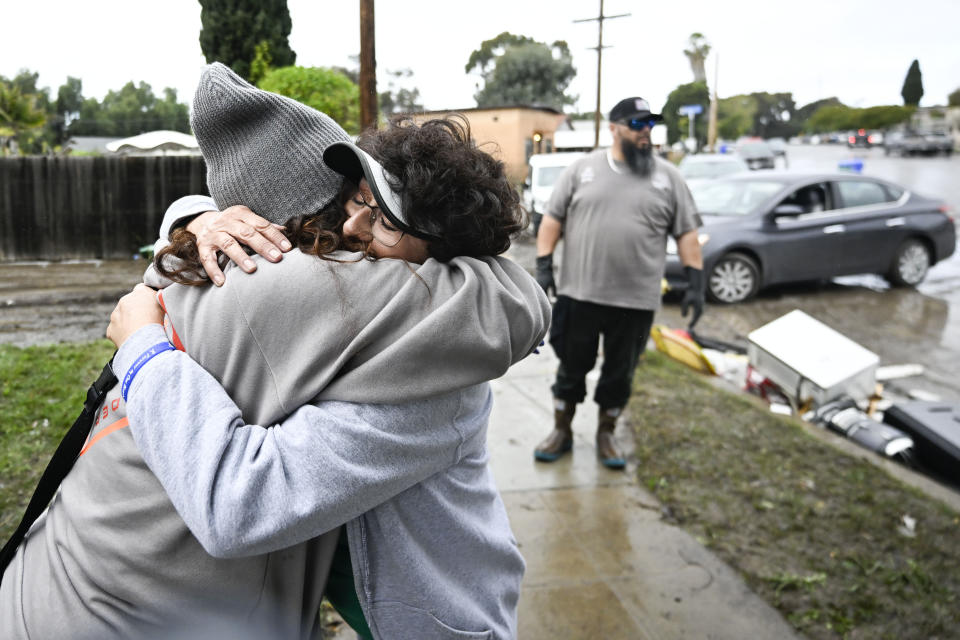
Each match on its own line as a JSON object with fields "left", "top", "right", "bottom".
{"left": 678, "top": 104, "right": 704, "bottom": 116}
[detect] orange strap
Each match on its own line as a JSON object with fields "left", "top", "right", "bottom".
{"left": 78, "top": 417, "right": 129, "bottom": 457}
{"left": 157, "top": 290, "right": 186, "bottom": 352}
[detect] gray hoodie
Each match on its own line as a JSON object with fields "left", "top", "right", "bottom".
{"left": 1, "top": 211, "right": 549, "bottom": 639}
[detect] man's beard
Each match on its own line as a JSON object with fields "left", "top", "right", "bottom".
{"left": 620, "top": 138, "right": 654, "bottom": 176}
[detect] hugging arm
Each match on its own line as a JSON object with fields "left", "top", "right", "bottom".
{"left": 115, "top": 324, "right": 481, "bottom": 558}
{"left": 150, "top": 196, "right": 292, "bottom": 286}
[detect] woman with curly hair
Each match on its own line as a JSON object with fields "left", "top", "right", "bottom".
{"left": 1, "top": 63, "right": 546, "bottom": 640}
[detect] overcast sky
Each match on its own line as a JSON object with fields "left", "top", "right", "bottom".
{"left": 4, "top": 0, "right": 959, "bottom": 118}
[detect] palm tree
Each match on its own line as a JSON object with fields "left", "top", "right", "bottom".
{"left": 683, "top": 33, "right": 711, "bottom": 83}
{"left": 0, "top": 82, "right": 46, "bottom": 155}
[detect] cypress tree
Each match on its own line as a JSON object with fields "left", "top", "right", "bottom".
{"left": 198, "top": 0, "right": 296, "bottom": 81}
{"left": 900, "top": 59, "right": 924, "bottom": 107}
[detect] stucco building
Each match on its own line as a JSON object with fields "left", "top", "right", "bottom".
{"left": 410, "top": 106, "right": 567, "bottom": 183}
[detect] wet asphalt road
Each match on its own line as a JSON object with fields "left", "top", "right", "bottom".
{"left": 2, "top": 144, "right": 959, "bottom": 405}
{"left": 654, "top": 143, "right": 960, "bottom": 404}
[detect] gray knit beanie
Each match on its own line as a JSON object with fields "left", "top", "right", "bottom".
{"left": 190, "top": 62, "right": 352, "bottom": 224}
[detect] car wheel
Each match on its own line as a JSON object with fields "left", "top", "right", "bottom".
{"left": 707, "top": 252, "right": 760, "bottom": 303}
{"left": 887, "top": 238, "right": 931, "bottom": 287}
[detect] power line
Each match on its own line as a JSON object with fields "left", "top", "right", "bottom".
{"left": 574, "top": 0, "right": 630, "bottom": 148}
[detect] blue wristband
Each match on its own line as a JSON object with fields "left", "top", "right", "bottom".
{"left": 122, "top": 342, "right": 175, "bottom": 402}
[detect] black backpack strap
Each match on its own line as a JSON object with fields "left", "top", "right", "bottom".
{"left": 0, "top": 357, "right": 118, "bottom": 581}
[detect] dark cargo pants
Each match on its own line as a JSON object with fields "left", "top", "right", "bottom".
{"left": 549, "top": 295, "right": 654, "bottom": 410}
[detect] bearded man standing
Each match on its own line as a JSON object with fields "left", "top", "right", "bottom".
{"left": 533, "top": 97, "right": 704, "bottom": 469}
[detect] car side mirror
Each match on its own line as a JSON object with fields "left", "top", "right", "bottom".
{"left": 772, "top": 204, "right": 804, "bottom": 217}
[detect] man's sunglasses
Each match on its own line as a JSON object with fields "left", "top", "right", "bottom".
{"left": 623, "top": 117, "right": 658, "bottom": 131}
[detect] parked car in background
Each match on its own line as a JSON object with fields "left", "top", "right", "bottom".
{"left": 884, "top": 130, "right": 952, "bottom": 156}
{"left": 663, "top": 173, "right": 955, "bottom": 303}
{"left": 847, "top": 128, "right": 880, "bottom": 148}
{"left": 767, "top": 137, "right": 788, "bottom": 157}
{"left": 678, "top": 153, "right": 749, "bottom": 183}
{"left": 522, "top": 151, "right": 585, "bottom": 235}
{"left": 736, "top": 140, "right": 776, "bottom": 169}
{"left": 924, "top": 132, "right": 954, "bottom": 156}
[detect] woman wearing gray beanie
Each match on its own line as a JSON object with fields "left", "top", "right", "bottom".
{"left": 0, "top": 63, "right": 546, "bottom": 640}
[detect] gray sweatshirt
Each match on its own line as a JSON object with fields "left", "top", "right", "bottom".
{"left": 1, "top": 213, "right": 549, "bottom": 639}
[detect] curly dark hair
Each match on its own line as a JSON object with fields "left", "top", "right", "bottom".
{"left": 154, "top": 184, "right": 362, "bottom": 285}
{"left": 356, "top": 115, "right": 525, "bottom": 262}
{"left": 154, "top": 115, "right": 524, "bottom": 284}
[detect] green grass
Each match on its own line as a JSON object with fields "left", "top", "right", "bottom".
{"left": 631, "top": 350, "right": 960, "bottom": 639}
{"left": 0, "top": 340, "right": 115, "bottom": 537}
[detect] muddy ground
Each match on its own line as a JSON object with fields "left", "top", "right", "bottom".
{"left": 0, "top": 259, "right": 148, "bottom": 346}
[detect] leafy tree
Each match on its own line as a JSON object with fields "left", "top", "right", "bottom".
{"left": 68, "top": 82, "right": 189, "bottom": 137}
{"left": 858, "top": 105, "right": 915, "bottom": 129}
{"left": 795, "top": 97, "right": 843, "bottom": 125}
{"left": 749, "top": 92, "right": 798, "bottom": 139}
{"left": 683, "top": 33, "right": 710, "bottom": 83}
{"left": 806, "top": 105, "right": 855, "bottom": 133}
{"left": 716, "top": 95, "right": 756, "bottom": 140}
{"left": 901, "top": 59, "right": 923, "bottom": 106}
{"left": 465, "top": 32, "right": 536, "bottom": 75}
{"left": 45, "top": 77, "right": 85, "bottom": 146}
{"left": 662, "top": 82, "right": 709, "bottom": 145}
{"left": 379, "top": 68, "right": 423, "bottom": 115}
{"left": 467, "top": 33, "right": 576, "bottom": 109}
{"left": 329, "top": 57, "right": 421, "bottom": 117}
{"left": 258, "top": 66, "right": 359, "bottom": 133}
{"left": 56, "top": 77, "right": 84, "bottom": 118}
{"left": 805, "top": 104, "right": 913, "bottom": 133}
{"left": 716, "top": 93, "right": 801, "bottom": 140}
{"left": 249, "top": 40, "right": 273, "bottom": 86}
{"left": 948, "top": 87, "right": 960, "bottom": 107}
{"left": 199, "top": 0, "right": 295, "bottom": 81}
{"left": 0, "top": 79, "right": 47, "bottom": 155}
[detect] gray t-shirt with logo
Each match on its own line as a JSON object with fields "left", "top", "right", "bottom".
{"left": 546, "top": 149, "right": 701, "bottom": 311}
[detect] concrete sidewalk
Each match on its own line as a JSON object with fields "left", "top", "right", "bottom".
{"left": 489, "top": 350, "right": 799, "bottom": 639}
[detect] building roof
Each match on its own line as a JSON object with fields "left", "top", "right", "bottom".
{"left": 66, "top": 136, "right": 117, "bottom": 154}
{"left": 105, "top": 130, "right": 199, "bottom": 155}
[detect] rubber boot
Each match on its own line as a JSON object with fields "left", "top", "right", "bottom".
{"left": 596, "top": 408, "right": 626, "bottom": 470}
{"left": 534, "top": 402, "right": 575, "bottom": 462}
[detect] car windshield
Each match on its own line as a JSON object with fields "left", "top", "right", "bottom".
{"left": 690, "top": 180, "right": 784, "bottom": 216}
{"left": 534, "top": 166, "right": 568, "bottom": 188}
{"left": 681, "top": 161, "right": 747, "bottom": 179}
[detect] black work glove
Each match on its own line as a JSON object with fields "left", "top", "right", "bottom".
{"left": 535, "top": 254, "right": 556, "bottom": 298}
{"left": 681, "top": 266, "right": 705, "bottom": 329}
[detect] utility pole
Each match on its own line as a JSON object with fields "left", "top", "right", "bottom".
{"left": 359, "top": 0, "right": 378, "bottom": 131}
{"left": 575, "top": 0, "right": 629, "bottom": 149}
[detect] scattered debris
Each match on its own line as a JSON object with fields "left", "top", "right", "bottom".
{"left": 653, "top": 309, "right": 958, "bottom": 486}
{"left": 650, "top": 325, "right": 715, "bottom": 374}
{"left": 897, "top": 514, "right": 917, "bottom": 538}
{"left": 876, "top": 364, "right": 925, "bottom": 381}
{"left": 769, "top": 403, "right": 792, "bottom": 416}
{"left": 883, "top": 401, "right": 960, "bottom": 485}
{"left": 908, "top": 389, "right": 941, "bottom": 402}
{"left": 747, "top": 310, "right": 879, "bottom": 407}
